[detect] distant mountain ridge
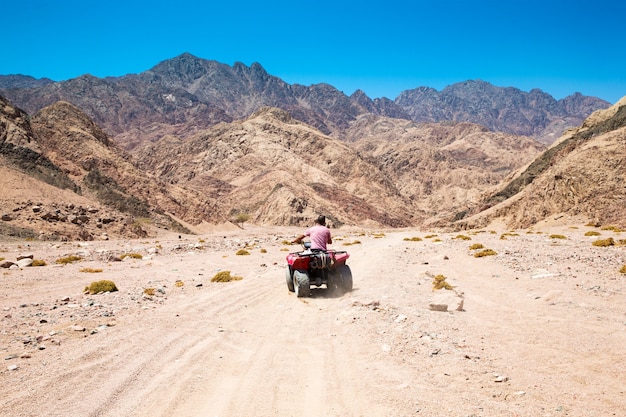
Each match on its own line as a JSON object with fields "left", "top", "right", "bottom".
{"left": 0, "top": 53, "right": 610, "bottom": 149}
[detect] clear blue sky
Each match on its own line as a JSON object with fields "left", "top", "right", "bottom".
{"left": 2, "top": 0, "right": 625, "bottom": 103}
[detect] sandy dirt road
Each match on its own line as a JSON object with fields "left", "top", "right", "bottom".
{"left": 1, "top": 224, "right": 625, "bottom": 416}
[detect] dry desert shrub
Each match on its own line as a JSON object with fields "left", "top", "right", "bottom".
{"left": 433, "top": 274, "right": 454, "bottom": 290}
{"left": 585, "top": 231, "right": 601, "bottom": 236}
{"left": 56, "top": 255, "right": 82, "bottom": 265}
{"left": 469, "top": 243, "right": 484, "bottom": 250}
{"left": 80, "top": 268, "right": 103, "bottom": 273}
{"left": 371, "top": 233, "right": 386, "bottom": 238}
{"left": 31, "top": 259, "right": 46, "bottom": 267}
{"left": 592, "top": 238, "right": 615, "bottom": 247}
{"left": 144, "top": 288, "right": 155, "bottom": 296}
{"left": 424, "top": 234, "right": 438, "bottom": 239}
{"left": 260, "top": 248, "right": 267, "bottom": 253}
{"left": 550, "top": 234, "right": 567, "bottom": 239}
{"left": 403, "top": 237, "right": 422, "bottom": 241}
{"left": 500, "top": 233, "right": 519, "bottom": 240}
{"left": 474, "top": 249, "right": 497, "bottom": 258}
{"left": 454, "top": 235, "right": 472, "bottom": 240}
{"left": 121, "top": 253, "right": 143, "bottom": 260}
{"left": 601, "top": 225, "right": 622, "bottom": 232}
{"left": 619, "top": 265, "right": 626, "bottom": 274}
{"left": 175, "top": 280, "right": 184, "bottom": 287}
{"left": 211, "top": 271, "right": 243, "bottom": 282}
{"left": 343, "top": 240, "right": 361, "bottom": 246}
{"left": 84, "top": 280, "right": 118, "bottom": 294}
{"left": 236, "top": 249, "right": 250, "bottom": 255}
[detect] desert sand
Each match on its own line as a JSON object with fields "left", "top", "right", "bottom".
{"left": 1, "top": 220, "right": 625, "bottom": 417}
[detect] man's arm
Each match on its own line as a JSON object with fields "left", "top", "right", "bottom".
{"left": 292, "top": 234, "right": 306, "bottom": 244}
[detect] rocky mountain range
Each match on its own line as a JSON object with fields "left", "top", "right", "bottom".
{"left": 0, "top": 53, "right": 623, "bottom": 239}
{"left": 0, "top": 53, "right": 610, "bottom": 150}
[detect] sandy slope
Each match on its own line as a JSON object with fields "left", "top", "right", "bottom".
{"left": 1, "top": 223, "right": 625, "bottom": 417}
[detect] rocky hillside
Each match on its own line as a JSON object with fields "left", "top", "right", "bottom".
{"left": 0, "top": 97, "right": 203, "bottom": 240}
{"left": 0, "top": 53, "right": 610, "bottom": 151}
{"left": 135, "top": 107, "right": 417, "bottom": 227}
{"left": 453, "top": 97, "right": 626, "bottom": 230}
{"left": 346, "top": 115, "right": 546, "bottom": 225}
{"left": 132, "top": 106, "right": 546, "bottom": 228}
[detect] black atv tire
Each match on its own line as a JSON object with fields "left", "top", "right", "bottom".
{"left": 293, "top": 269, "right": 310, "bottom": 297}
{"left": 286, "top": 266, "right": 295, "bottom": 292}
{"left": 336, "top": 265, "right": 353, "bottom": 292}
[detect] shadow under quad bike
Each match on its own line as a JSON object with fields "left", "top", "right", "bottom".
{"left": 285, "top": 242, "right": 353, "bottom": 297}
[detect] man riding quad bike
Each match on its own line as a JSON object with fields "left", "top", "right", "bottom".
{"left": 286, "top": 215, "right": 353, "bottom": 297}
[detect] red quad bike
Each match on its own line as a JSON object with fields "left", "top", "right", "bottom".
{"left": 285, "top": 242, "right": 353, "bottom": 297}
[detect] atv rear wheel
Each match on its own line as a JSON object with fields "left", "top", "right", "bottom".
{"left": 293, "top": 269, "right": 310, "bottom": 297}
{"left": 336, "top": 265, "right": 353, "bottom": 292}
{"left": 285, "top": 266, "right": 295, "bottom": 292}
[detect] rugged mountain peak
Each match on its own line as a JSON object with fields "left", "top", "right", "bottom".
{"left": 149, "top": 52, "right": 211, "bottom": 81}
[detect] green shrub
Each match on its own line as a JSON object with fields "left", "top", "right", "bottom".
{"left": 84, "top": 280, "right": 118, "bottom": 294}
{"left": 211, "top": 271, "right": 243, "bottom": 282}
{"left": 56, "top": 255, "right": 82, "bottom": 265}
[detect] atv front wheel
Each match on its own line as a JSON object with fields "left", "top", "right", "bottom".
{"left": 293, "top": 269, "right": 310, "bottom": 297}
{"left": 285, "top": 266, "right": 295, "bottom": 292}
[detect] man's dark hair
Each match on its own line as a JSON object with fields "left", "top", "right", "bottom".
{"left": 316, "top": 215, "right": 326, "bottom": 226}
